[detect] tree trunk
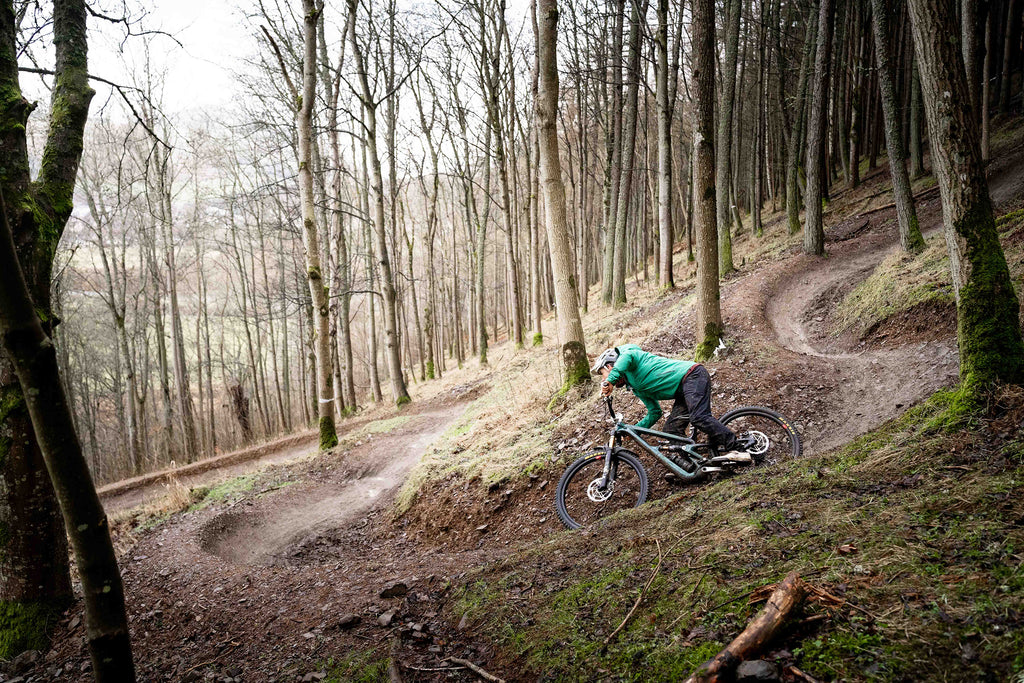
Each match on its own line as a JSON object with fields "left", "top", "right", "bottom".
{"left": 612, "top": 0, "right": 647, "bottom": 307}
{"left": 716, "top": 0, "right": 743, "bottom": 274}
{"left": 804, "top": 0, "right": 835, "bottom": 256}
{"left": 907, "top": 0, "right": 1024, "bottom": 389}
{"left": 910, "top": 56, "right": 925, "bottom": 177}
{"left": 999, "top": 0, "right": 1019, "bottom": 112}
{"left": 0, "top": 191, "right": 136, "bottom": 680}
{"left": 298, "top": 0, "right": 338, "bottom": 447}
{"left": 347, "top": 0, "right": 410, "bottom": 405}
{"left": 870, "top": 0, "right": 925, "bottom": 252}
{"left": 602, "top": 0, "right": 626, "bottom": 306}
{"left": 786, "top": 7, "right": 818, "bottom": 235}
{"left": 692, "top": 0, "right": 723, "bottom": 359}
{"left": 535, "top": 0, "right": 590, "bottom": 395}
{"left": 656, "top": 0, "right": 674, "bottom": 289}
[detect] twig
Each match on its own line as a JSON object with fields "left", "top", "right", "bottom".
{"left": 786, "top": 664, "right": 823, "bottom": 683}
{"left": 404, "top": 664, "right": 465, "bottom": 672}
{"left": 699, "top": 588, "right": 756, "bottom": 616}
{"left": 446, "top": 658, "right": 506, "bottom": 683}
{"left": 602, "top": 538, "right": 664, "bottom": 649}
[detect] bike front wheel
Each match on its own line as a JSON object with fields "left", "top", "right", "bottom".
{"left": 555, "top": 449, "right": 649, "bottom": 530}
{"left": 720, "top": 406, "right": 802, "bottom": 465}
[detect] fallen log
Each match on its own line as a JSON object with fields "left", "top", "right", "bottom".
{"left": 683, "top": 571, "right": 808, "bottom": 683}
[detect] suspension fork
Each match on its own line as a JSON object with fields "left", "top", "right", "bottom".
{"left": 599, "top": 426, "right": 623, "bottom": 486}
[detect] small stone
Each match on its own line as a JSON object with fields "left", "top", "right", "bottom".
{"left": 735, "top": 659, "right": 781, "bottom": 682}
{"left": 380, "top": 581, "right": 409, "bottom": 599}
{"left": 159, "top": 568, "right": 171, "bottom": 577}
{"left": 302, "top": 632, "right": 316, "bottom": 639}
{"left": 337, "top": 614, "right": 361, "bottom": 629}
{"left": 476, "top": 524, "right": 489, "bottom": 532}
{"left": 457, "top": 613, "right": 470, "bottom": 630}
{"left": 378, "top": 609, "right": 397, "bottom": 627}
{"left": 69, "top": 616, "right": 81, "bottom": 630}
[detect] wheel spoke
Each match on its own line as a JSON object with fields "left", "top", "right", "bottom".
{"left": 721, "top": 410, "right": 801, "bottom": 465}
{"left": 556, "top": 453, "right": 647, "bottom": 529}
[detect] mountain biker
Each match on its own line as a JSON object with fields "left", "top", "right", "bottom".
{"left": 591, "top": 344, "right": 751, "bottom": 462}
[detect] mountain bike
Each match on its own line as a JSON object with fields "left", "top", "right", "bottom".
{"left": 554, "top": 396, "right": 802, "bottom": 529}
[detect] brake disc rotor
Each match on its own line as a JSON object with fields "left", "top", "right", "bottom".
{"left": 746, "top": 430, "right": 770, "bottom": 455}
{"left": 587, "top": 478, "right": 614, "bottom": 502}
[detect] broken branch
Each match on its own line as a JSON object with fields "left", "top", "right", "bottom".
{"left": 683, "top": 571, "right": 808, "bottom": 683}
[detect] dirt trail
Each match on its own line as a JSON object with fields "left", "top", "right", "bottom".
{"left": 765, "top": 240, "right": 958, "bottom": 453}
{"left": 200, "top": 404, "right": 465, "bottom": 566}
{"left": 760, "top": 149, "right": 1023, "bottom": 453}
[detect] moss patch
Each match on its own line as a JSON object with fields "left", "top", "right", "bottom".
{"left": 319, "top": 415, "right": 338, "bottom": 451}
{"left": 361, "top": 415, "right": 413, "bottom": 435}
{"left": 0, "top": 600, "right": 57, "bottom": 658}
{"left": 324, "top": 650, "right": 390, "bottom": 682}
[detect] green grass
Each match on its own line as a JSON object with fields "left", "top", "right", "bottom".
{"left": 360, "top": 415, "right": 413, "bottom": 435}
{"left": 324, "top": 651, "right": 390, "bottom": 682}
{"left": 833, "top": 235, "right": 954, "bottom": 338}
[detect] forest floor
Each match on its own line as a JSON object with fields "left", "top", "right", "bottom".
{"left": 7, "top": 121, "right": 1024, "bottom": 683}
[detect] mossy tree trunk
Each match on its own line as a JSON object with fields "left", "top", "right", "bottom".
{"left": 298, "top": 0, "right": 338, "bottom": 448}
{"left": 0, "top": 190, "right": 135, "bottom": 678}
{"left": 0, "top": 0, "right": 103, "bottom": 657}
{"left": 907, "top": 0, "right": 1024, "bottom": 390}
{"left": 692, "top": 0, "right": 722, "bottom": 361}
{"left": 534, "top": 0, "right": 590, "bottom": 397}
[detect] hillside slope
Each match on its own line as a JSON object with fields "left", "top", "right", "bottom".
{"left": 11, "top": 123, "right": 1024, "bottom": 682}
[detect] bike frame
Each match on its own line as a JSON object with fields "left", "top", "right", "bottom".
{"left": 604, "top": 397, "right": 710, "bottom": 480}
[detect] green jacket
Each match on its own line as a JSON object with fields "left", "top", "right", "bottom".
{"left": 605, "top": 344, "right": 698, "bottom": 429}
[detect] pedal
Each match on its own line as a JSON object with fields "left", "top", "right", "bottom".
{"left": 699, "top": 466, "right": 723, "bottom": 474}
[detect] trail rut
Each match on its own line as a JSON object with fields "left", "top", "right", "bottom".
{"left": 200, "top": 405, "right": 465, "bottom": 566}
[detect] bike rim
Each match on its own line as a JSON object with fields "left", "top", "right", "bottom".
{"left": 722, "top": 411, "right": 800, "bottom": 464}
{"left": 559, "top": 456, "right": 645, "bottom": 528}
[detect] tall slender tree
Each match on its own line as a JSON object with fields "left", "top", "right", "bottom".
{"left": 535, "top": 0, "right": 590, "bottom": 395}
{"left": 692, "top": 0, "right": 723, "bottom": 359}
{"left": 869, "top": 0, "right": 925, "bottom": 252}
{"left": 803, "top": 0, "right": 834, "bottom": 255}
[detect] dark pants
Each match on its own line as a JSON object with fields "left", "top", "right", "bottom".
{"left": 662, "top": 365, "right": 739, "bottom": 451}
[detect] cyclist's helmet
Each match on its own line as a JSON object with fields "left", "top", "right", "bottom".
{"left": 590, "top": 347, "right": 620, "bottom": 374}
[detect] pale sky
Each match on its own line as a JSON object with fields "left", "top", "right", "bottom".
{"left": 88, "top": 0, "right": 254, "bottom": 114}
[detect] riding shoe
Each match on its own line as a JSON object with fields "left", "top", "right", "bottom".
{"left": 717, "top": 450, "right": 753, "bottom": 463}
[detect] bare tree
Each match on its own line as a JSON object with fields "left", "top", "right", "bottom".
{"left": 534, "top": 0, "right": 589, "bottom": 395}
{"left": 692, "top": 0, "right": 723, "bottom": 359}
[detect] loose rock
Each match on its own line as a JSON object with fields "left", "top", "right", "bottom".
{"left": 380, "top": 581, "right": 409, "bottom": 599}
{"left": 735, "top": 659, "right": 781, "bottom": 682}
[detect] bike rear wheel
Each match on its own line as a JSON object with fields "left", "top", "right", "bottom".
{"left": 555, "top": 449, "right": 648, "bottom": 530}
{"left": 720, "top": 406, "right": 802, "bottom": 465}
